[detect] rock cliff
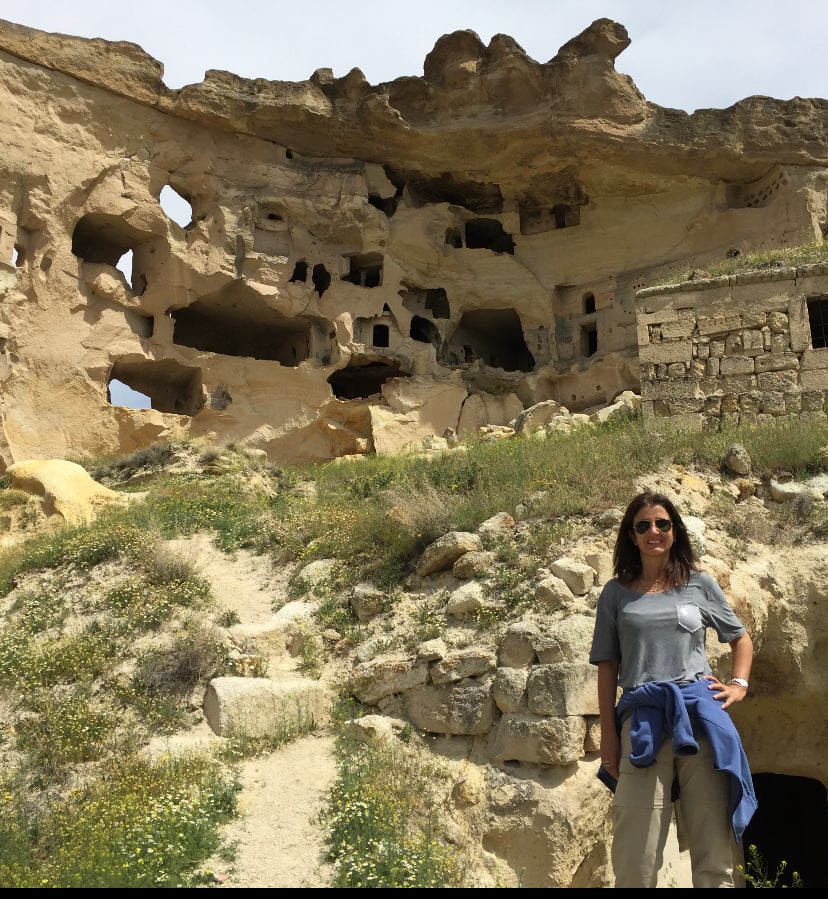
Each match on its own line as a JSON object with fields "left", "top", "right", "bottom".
{"left": 0, "top": 17, "right": 826, "bottom": 467}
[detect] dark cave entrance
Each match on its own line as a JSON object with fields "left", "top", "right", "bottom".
{"left": 742, "top": 772, "right": 828, "bottom": 888}
{"left": 327, "top": 360, "right": 407, "bottom": 399}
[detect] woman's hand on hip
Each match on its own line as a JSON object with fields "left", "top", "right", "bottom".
{"left": 704, "top": 674, "right": 747, "bottom": 710}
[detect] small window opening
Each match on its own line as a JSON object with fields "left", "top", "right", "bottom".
{"left": 10, "top": 227, "right": 32, "bottom": 267}
{"left": 445, "top": 227, "right": 463, "bottom": 248}
{"left": 368, "top": 194, "right": 398, "bottom": 216}
{"left": 807, "top": 296, "right": 828, "bottom": 349}
{"left": 312, "top": 264, "right": 331, "bottom": 296}
{"left": 342, "top": 253, "right": 383, "bottom": 288}
{"left": 160, "top": 185, "right": 192, "bottom": 229}
{"left": 372, "top": 324, "right": 390, "bottom": 347}
{"left": 117, "top": 249, "right": 133, "bottom": 286}
{"left": 464, "top": 218, "right": 515, "bottom": 255}
{"left": 581, "top": 324, "right": 598, "bottom": 357}
{"left": 290, "top": 260, "right": 308, "bottom": 283}
{"left": 401, "top": 286, "right": 451, "bottom": 320}
{"left": 552, "top": 203, "right": 580, "bottom": 229}
{"left": 583, "top": 292, "right": 596, "bottom": 315}
{"left": 108, "top": 379, "right": 151, "bottom": 409}
{"left": 425, "top": 289, "right": 450, "bottom": 319}
{"left": 410, "top": 315, "right": 441, "bottom": 349}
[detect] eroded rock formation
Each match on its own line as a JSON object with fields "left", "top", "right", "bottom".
{"left": 0, "top": 17, "right": 826, "bottom": 467}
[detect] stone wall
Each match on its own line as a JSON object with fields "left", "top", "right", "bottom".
{"left": 637, "top": 264, "right": 828, "bottom": 430}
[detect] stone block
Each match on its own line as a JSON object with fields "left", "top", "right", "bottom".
{"left": 405, "top": 681, "right": 495, "bottom": 735}
{"left": 526, "top": 662, "right": 599, "bottom": 716}
{"left": 203, "top": 676, "right": 330, "bottom": 738}
{"left": 491, "top": 712, "right": 586, "bottom": 765}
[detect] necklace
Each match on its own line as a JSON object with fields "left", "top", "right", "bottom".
{"left": 634, "top": 575, "right": 667, "bottom": 594}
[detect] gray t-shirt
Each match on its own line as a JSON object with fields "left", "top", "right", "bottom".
{"left": 589, "top": 570, "right": 746, "bottom": 691}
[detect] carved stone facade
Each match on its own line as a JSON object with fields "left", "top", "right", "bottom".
{"left": 638, "top": 266, "right": 828, "bottom": 429}
{"left": 0, "top": 17, "right": 826, "bottom": 468}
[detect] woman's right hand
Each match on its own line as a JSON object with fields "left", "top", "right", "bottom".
{"left": 600, "top": 731, "right": 621, "bottom": 778}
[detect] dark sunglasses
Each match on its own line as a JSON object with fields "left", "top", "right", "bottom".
{"left": 633, "top": 518, "right": 673, "bottom": 534}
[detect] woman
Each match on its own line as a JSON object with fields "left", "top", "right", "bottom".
{"left": 589, "top": 490, "right": 756, "bottom": 889}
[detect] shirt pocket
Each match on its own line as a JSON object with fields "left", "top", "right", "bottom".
{"left": 676, "top": 603, "right": 703, "bottom": 633}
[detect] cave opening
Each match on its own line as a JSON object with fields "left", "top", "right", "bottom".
{"left": 442, "top": 309, "right": 534, "bottom": 372}
{"left": 328, "top": 360, "right": 408, "bottom": 399}
{"left": 410, "top": 315, "right": 441, "bottom": 350}
{"left": 741, "top": 772, "right": 828, "bottom": 888}
{"left": 169, "top": 284, "right": 334, "bottom": 366}
{"left": 72, "top": 211, "right": 153, "bottom": 294}
{"left": 464, "top": 218, "right": 515, "bottom": 255}
{"left": 342, "top": 252, "right": 383, "bottom": 288}
{"left": 108, "top": 358, "right": 204, "bottom": 416}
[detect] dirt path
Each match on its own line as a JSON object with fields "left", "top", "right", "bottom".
{"left": 211, "top": 732, "right": 337, "bottom": 888}
{"left": 164, "top": 535, "right": 339, "bottom": 888}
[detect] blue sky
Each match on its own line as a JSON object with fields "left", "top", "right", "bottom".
{"left": 4, "top": 1, "right": 825, "bottom": 407}
{"left": 5, "top": 0, "right": 827, "bottom": 112}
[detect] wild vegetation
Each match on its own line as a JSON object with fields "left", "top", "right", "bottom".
{"left": 0, "top": 410, "right": 826, "bottom": 886}
{"left": 667, "top": 239, "right": 828, "bottom": 285}
{"left": 739, "top": 843, "right": 804, "bottom": 889}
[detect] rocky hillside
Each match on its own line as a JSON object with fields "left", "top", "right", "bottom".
{"left": 1, "top": 426, "right": 827, "bottom": 887}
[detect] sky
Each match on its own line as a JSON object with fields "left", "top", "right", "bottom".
{"left": 3, "top": 1, "right": 825, "bottom": 408}
{"left": 4, "top": 0, "right": 827, "bottom": 113}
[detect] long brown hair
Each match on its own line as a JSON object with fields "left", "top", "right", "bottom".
{"left": 613, "top": 490, "right": 697, "bottom": 588}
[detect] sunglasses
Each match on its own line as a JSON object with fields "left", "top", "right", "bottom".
{"left": 633, "top": 518, "right": 673, "bottom": 534}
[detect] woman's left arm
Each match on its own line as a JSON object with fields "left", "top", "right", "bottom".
{"left": 705, "top": 632, "right": 754, "bottom": 710}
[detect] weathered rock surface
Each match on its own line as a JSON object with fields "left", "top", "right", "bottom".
{"left": 0, "top": 17, "right": 826, "bottom": 467}
{"left": 2, "top": 458, "right": 142, "bottom": 536}
{"left": 202, "top": 675, "right": 331, "bottom": 739}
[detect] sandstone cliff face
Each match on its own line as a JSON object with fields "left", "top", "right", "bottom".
{"left": 0, "top": 17, "right": 826, "bottom": 467}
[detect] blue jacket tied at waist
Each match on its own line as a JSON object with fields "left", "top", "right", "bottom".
{"left": 615, "top": 680, "right": 757, "bottom": 843}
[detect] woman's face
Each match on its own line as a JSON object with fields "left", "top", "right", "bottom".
{"left": 631, "top": 503, "right": 675, "bottom": 564}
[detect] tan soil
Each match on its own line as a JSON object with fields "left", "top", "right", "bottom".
{"left": 162, "top": 535, "right": 339, "bottom": 888}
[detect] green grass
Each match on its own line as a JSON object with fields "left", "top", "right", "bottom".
{"left": 318, "top": 737, "right": 464, "bottom": 888}
{"left": 0, "top": 419, "right": 826, "bottom": 886}
{"left": 274, "top": 414, "right": 828, "bottom": 589}
{"left": 664, "top": 239, "right": 828, "bottom": 286}
{"left": 0, "top": 752, "right": 240, "bottom": 888}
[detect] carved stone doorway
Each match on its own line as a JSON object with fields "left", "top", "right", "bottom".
{"left": 742, "top": 772, "right": 828, "bottom": 888}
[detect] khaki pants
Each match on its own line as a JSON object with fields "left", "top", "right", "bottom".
{"left": 611, "top": 718, "right": 743, "bottom": 888}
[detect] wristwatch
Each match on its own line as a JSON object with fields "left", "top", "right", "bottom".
{"left": 729, "top": 677, "right": 749, "bottom": 689}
